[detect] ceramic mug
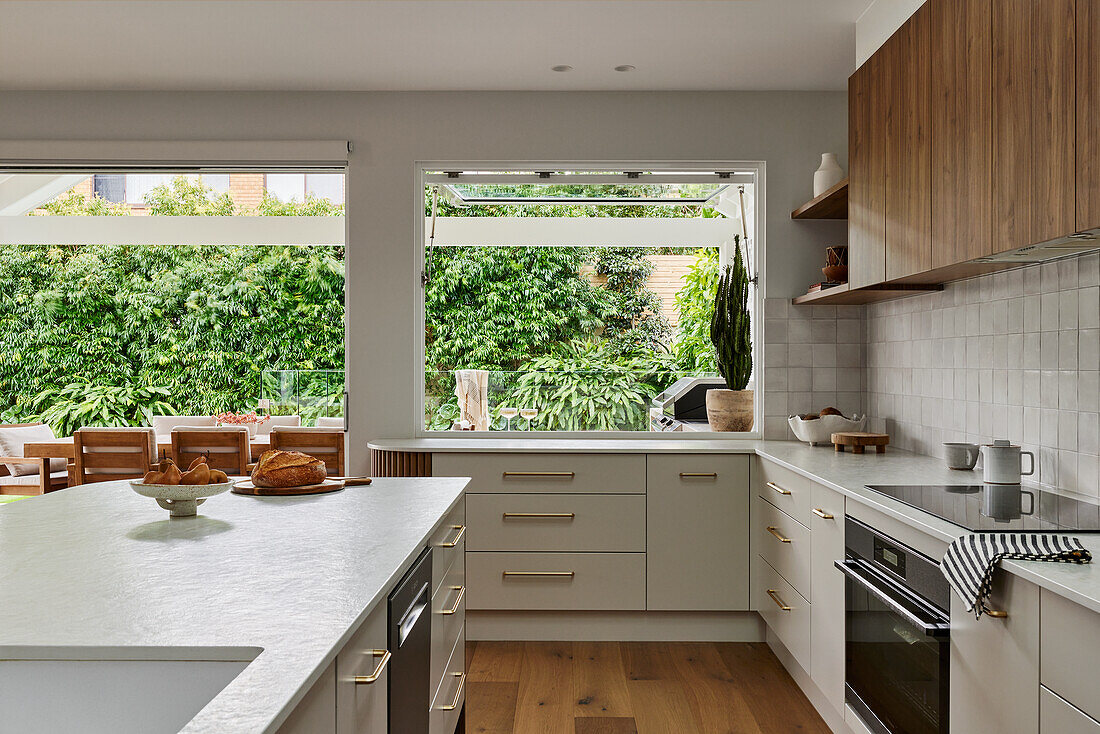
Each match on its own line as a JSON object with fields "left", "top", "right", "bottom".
{"left": 943, "top": 442, "right": 979, "bottom": 470}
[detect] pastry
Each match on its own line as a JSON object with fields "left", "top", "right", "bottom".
{"left": 251, "top": 449, "right": 327, "bottom": 488}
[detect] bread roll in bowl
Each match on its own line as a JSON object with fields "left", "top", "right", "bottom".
{"left": 251, "top": 449, "right": 327, "bottom": 488}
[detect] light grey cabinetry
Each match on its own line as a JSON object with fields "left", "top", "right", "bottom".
{"left": 950, "top": 570, "right": 1039, "bottom": 734}
{"left": 1040, "top": 588, "right": 1100, "bottom": 724}
{"left": 646, "top": 454, "right": 750, "bottom": 611}
{"left": 1042, "top": 687, "right": 1100, "bottom": 734}
{"left": 808, "top": 484, "right": 845, "bottom": 716}
{"left": 277, "top": 661, "right": 337, "bottom": 734}
{"left": 335, "top": 603, "right": 388, "bottom": 734}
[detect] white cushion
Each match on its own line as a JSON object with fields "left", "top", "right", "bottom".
{"left": 151, "top": 415, "right": 215, "bottom": 434}
{"left": 256, "top": 415, "right": 300, "bottom": 436}
{"left": 0, "top": 470, "right": 68, "bottom": 487}
{"left": 0, "top": 424, "right": 65, "bottom": 476}
{"left": 315, "top": 417, "right": 344, "bottom": 428}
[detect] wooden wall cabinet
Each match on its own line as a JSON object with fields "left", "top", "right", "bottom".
{"left": 847, "top": 54, "right": 886, "bottom": 288}
{"left": 931, "top": 0, "right": 993, "bottom": 267}
{"left": 1079, "top": 0, "right": 1100, "bottom": 232}
{"left": 884, "top": 3, "right": 932, "bottom": 280}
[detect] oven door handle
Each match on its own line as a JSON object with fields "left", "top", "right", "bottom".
{"left": 835, "top": 559, "right": 950, "bottom": 638}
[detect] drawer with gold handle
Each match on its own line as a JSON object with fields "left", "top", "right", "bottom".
{"left": 432, "top": 453, "right": 645, "bottom": 494}
{"left": 467, "top": 551, "right": 645, "bottom": 610}
{"left": 812, "top": 507, "right": 835, "bottom": 520}
{"left": 756, "top": 555, "right": 810, "bottom": 670}
{"left": 502, "top": 570, "right": 575, "bottom": 579}
{"left": 756, "top": 495, "right": 810, "bottom": 598}
{"left": 439, "top": 585, "right": 465, "bottom": 615}
{"left": 502, "top": 512, "right": 575, "bottom": 519}
{"left": 766, "top": 589, "right": 792, "bottom": 611}
{"left": 766, "top": 526, "right": 793, "bottom": 544}
{"left": 434, "top": 672, "right": 466, "bottom": 711}
{"left": 352, "top": 649, "right": 392, "bottom": 685}
{"left": 766, "top": 481, "right": 792, "bottom": 496}
{"left": 680, "top": 472, "right": 719, "bottom": 479}
{"left": 466, "top": 493, "right": 644, "bottom": 552}
{"left": 436, "top": 524, "right": 465, "bottom": 548}
{"left": 757, "top": 458, "right": 812, "bottom": 526}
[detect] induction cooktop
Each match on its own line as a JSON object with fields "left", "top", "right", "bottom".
{"left": 864, "top": 484, "right": 1100, "bottom": 532}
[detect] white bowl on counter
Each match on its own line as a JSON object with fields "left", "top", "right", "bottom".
{"left": 129, "top": 480, "right": 234, "bottom": 517}
{"left": 787, "top": 414, "right": 867, "bottom": 446}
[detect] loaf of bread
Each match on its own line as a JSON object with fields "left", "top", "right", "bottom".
{"left": 251, "top": 449, "right": 327, "bottom": 488}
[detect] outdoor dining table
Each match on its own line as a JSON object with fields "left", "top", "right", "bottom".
{"left": 22, "top": 434, "right": 272, "bottom": 463}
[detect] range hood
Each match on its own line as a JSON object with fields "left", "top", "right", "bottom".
{"left": 971, "top": 231, "right": 1100, "bottom": 263}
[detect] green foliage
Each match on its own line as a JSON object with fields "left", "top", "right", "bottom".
{"left": 145, "top": 177, "right": 235, "bottom": 215}
{"left": 506, "top": 340, "right": 664, "bottom": 431}
{"left": 1, "top": 382, "right": 175, "bottom": 437}
{"left": 710, "top": 237, "right": 752, "bottom": 390}
{"left": 37, "top": 191, "right": 128, "bottom": 216}
{"left": 593, "top": 248, "right": 669, "bottom": 354}
{"left": 255, "top": 192, "right": 345, "bottom": 217}
{"left": 0, "top": 177, "right": 345, "bottom": 433}
{"left": 672, "top": 248, "right": 719, "bottom": 373}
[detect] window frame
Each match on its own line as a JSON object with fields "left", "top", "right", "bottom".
{"left": 413, "top": 160, "right": 766, "bottom": 440}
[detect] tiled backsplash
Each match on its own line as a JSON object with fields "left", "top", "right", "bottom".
{"left": 863, "top": 253, "right": 1100, "bottom": 497}
{"left": 762, "top": 298, "right": 864, "bottom": 440}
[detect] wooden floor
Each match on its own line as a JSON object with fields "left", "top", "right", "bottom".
{"left": 465, "top": 641, "right": 832, "bottom": 734}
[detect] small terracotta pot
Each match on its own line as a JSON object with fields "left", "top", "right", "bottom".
{"left": 705, "top": 389, "right": 754, "bottom": 432}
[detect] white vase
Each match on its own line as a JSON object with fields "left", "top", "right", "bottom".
{"left": 813, "top": 153, "right": 844, "bottom": 197}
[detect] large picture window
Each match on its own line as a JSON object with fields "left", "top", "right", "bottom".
{"left": 418, "top": 166, "right": 763, "bottom": 435}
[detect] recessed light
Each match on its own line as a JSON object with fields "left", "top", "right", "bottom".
{"left": 551, "top": 65, "right": 573, "bottom": 72}
{"left": 614, "top": 65, "right": 636, "bottom": 72}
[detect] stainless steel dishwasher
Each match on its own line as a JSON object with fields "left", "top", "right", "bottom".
{"left": 388, "top": 547, "right": 433, "bottom": 734}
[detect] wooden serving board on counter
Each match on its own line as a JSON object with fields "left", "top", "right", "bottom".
{"left": 232, "top": 478, "right": 348, "bottom": 496}
{"left": 831, "top": 432, "right": 889, "bottom": 454}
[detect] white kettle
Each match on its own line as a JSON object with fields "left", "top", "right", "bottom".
{"left": 980, "top": 439, "right": 1035, "bottom": 485}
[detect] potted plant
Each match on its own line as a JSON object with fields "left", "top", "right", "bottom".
{"left": 706, "top": 238, "right": 754, "bottom": 432}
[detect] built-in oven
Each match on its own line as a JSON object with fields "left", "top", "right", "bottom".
{"left": 835, "top": 517, "right": 951, "bottom": 734}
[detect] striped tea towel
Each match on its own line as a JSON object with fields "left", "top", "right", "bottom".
{"left": 941, "top": 534, "right": 1091, "bottom": 618}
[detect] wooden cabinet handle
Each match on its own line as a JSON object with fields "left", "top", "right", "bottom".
{"left": 766, "top": 526, "right": 792, "bottom": 543}
{"left": 766, "top": 481, "right": 791, "bottom": 496}
{"left": 352, "top": 649, "right": 392, "bottom": 684}
{"left": 440, "top": 585, "right": 465, "bottom": 615}
{"left": 766, "top": 589, "right": 792, "bottom": 611}
{"left": 812, "top": 508, "right": 835, "bottom": 519}
{"left": 502, "top": 512, "right": 575, "bottom": 519}
{"left": 437, "top": 525, "right": 465, "bottom": 548}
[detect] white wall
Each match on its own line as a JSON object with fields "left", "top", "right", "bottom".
{"left": 856, "top": 0, "right": 926, "bottom": 67}
{"left": 0, "top": 91, "right": 847, "bottom": 471}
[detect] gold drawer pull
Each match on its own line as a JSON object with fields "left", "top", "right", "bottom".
{"left": 986, "top": 610, "right": 1009, "bottom": 619}
{"left": 352, "top": 649, "right": 392, "bottom": 684}
{"left": 502, "top": 512, "right": 575, "bottom": 519}
{"left": 502, "top": 471, "right": 575, "bottom": 478}
{"left": 437, "top": 672, "right": 466, "bottom": 711}
{"left": 437, "top": 525, "right": 465, "bottom": 548}
{"left": 766, "top": 589, "right": 792, "bottom": 611}
{"left": 440, "top": 585, "right": 465, "bottom": 615}
{"left": 812, "top": 508, "right": 835, "bottom": 520}
{"left": 680, "top": 472, "right": 718, "bottom": 478}
{"left": 766, "top": 526, "right": 792, "bottom": 543}
{"left": 502, "top": 571, "right": 575, "bottom": 578}
{"left": 766, "top": 481, "right": 791, "bottom": 496}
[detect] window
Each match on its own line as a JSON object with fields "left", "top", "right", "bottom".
{"left": 418, "top": 166, "right": 762, "bottom": 435}
{"left": 93, "top": 174, "right": 125, "bottom": 203}
{"left": 91, "top": 173, "right": 231, "bottom": 206}
{"left": 264, "top": 173, "right": 344, "bottom": 204}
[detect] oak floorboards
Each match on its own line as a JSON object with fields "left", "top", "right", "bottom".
{"left": 465, "top": 642, "right": 830, "bottom": 734}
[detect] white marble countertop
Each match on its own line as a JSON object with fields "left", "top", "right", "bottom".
{"left": 0, "top": 477, "right": 468, "bottom": 734}
{"left": 372, "top": 435, "right": 1100, "bottom": 614}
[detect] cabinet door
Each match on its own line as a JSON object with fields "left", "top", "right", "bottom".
{"left": 950, "top": 570, "right": 1039, "bottom": 734}
{"left": 808, "top": 484, "right": 845, "bottom": 716}
{"left": 337, "top": 603, "right": 389, "bottom": 734}
{"left": 994, "top": 0, "right": 1076, "bottom": 252}
{"left": 646, "top": 454, "right": 750, "bottom": 611}
{"left": 931, "top": 0, "right": 993, "bottom": 267}
{"left": 1079, "top": 0, "right": 1100, "bottom": 231}
{"left": 277, "top": 661, "right": 337, "bottom": 734}
{"left": 885, "top": 4, "right": 932, "bottom": 281}
{"left": 848, "top": 56, "right": 887, "bottom": 289}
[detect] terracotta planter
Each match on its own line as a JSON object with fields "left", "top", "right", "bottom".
{"left": 705, "top": 388, "right": 754, "bottom": 432}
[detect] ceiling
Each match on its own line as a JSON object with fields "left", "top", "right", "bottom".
{"left": 0, "top": 0, "right": 871, "bottom": 92}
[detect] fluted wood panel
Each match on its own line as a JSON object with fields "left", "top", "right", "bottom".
{"left": 369, "top": 448, "right": 432, "bottom": 477}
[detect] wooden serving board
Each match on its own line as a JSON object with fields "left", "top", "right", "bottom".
{"left": 232, "top": 479, "right": 346, "bottom": 496}
{"left": 831, "top": 431, "right": 889, "bottom": 454}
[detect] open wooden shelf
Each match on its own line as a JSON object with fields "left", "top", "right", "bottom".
{"left": 790, "top": 178, "right": 848, "bottom": 220}
{"left": 791, "top": 282, "right": 943, "bottom": 305}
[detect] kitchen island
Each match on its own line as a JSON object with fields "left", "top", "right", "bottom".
{"left": 0, "top": 476, "right": 468, "bottom": 734}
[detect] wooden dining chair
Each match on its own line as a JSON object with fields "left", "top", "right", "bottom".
{"left": 171, "top": 427, "right": 251, "bottom": 476}
{"left": 73, "top": 427, "right": 158, "bottom": 486}
{"left": 269, "top": 427, "right": 345, "bottom": 477}
{"left": 0, "top": 422, "right": 69, "bottom": 494}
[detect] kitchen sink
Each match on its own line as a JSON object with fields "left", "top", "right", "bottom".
{"left": 0, "top": 645, "right": 262, "bottom": 734}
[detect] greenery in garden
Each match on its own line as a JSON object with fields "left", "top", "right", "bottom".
{"left": 0, "top": 177, "right": 345, "bottom": 432}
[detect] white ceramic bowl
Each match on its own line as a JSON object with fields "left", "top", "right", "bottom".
{"left": 129, "top": 480, "right": 234, "bottom": 517}
{"left": 787, "top": 414, "right": 867, "bottom": 446}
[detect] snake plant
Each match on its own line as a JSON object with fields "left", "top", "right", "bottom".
{"left": 710, "top": 236, "right": 752, "bottom": 391}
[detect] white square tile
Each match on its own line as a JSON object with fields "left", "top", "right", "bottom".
{"left": 1040, "top": 332, "right": 1059, "bottom": 369}
{"left": 1041, "top": 292, "right": 1061, "bottom": 330}
{"left": 837, "top": 319, "right": 861, "bottom": 344}
{"left": 764, "top": 344, "right": 787, "bottom": 367}
{"left": 764, "top": 391, "right": 788, "bottom": 416}
{"left": 1023, "top": 370, "right": 1041, "bottom": 407}
{"left": 1059, "top": 410, "right": 1079, "bottom": 450}
{"left": 766, "top": 367, "right": 789, "bottom": 392}
{"left": 788, "top": 343, "right": 814, "bottom": 365}
{"left": 1080, "top": 286, "right": 1100, "bottom": 329}
{"left": 1080, "top": 371, "right": 1100, "bottom": 412}
{"left": 1023, "top": 406, "right": 1042, "bottom": 444}
{"left": 764, "top": 319, "right": 788, "bottom": 344}
{"left": 1081, "top": 329, "right": 1100, "bottom": 368}
{"left": 1007, "top": 370, "right": 1023, "bottom": 405}
{"left": 1081, "top": 253, "right": 1100, "bottom": 288}
{"left": 788, "top": 367, "right": 813, "bottom": 391}
{"left": 789, "top": 319, "right": 812, "bottom": 344}
{"left": 812, "top": 368, "right": 837, "bottom": 392}
{"left": 1060, "top": 257, "right": 1080, "bottom": 290}
{"left": 1039, "top": 447, "right": 1059, "bottom": 486}
{"left": 1041, "top": 370, "right": 1059, "bottom": 408}
{"left": 1023, "top": 294, "right": 1042, "bottom": 332}
{"left": 1061, "top": 289, "right": 1080, "bottom": 330}
{"left": 1042, "top": 262, "right": 1061, "bottom": 293}
{"left": 1059, "top": 330, "right": 1079, "bottom": 370}
{"left": 1023, "top": 265, "right": 1042, "bottom": 295}
{"left": 812, "top": 344, "right": 838, "bottom": 367}
{"left": 764, "top": 298, "right": 789, "bottom": 319}
{"left": 1007, "top": 297, "right": 1024, "bottom": 333}
{"left": 1041, "top": 408, "right": 1059, "bottom": 447}
{"left": 787, "top": 392, "right": 813, "bottom": 414}
{"left": 1023, "top": 332, "right": 1041, "bottom": 369}
{"left": 811, "top": 320, "right": 837, "bottom": 344}
{"left": 1079, "top": 412, "right": 1100, "bottom": 455}
{"left": 1078, "top": 454, "right": 1099, "bottom": 497}
{"left": 1060, "top": 371, "right": 1079, "bottom": 411}
{"left": 1059, "top": 450, "right": 1079, "bottom": 492}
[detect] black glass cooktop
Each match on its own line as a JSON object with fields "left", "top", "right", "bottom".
{"left": 865, "top": 484, "right": 1100, "bottom": 532}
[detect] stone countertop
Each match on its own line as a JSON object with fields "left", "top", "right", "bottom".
{"left": 371, "top": 436, "right": 1100, "bottom": 614}
{"left": 0, "top": 476, "right": 468, "bottom": 734}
